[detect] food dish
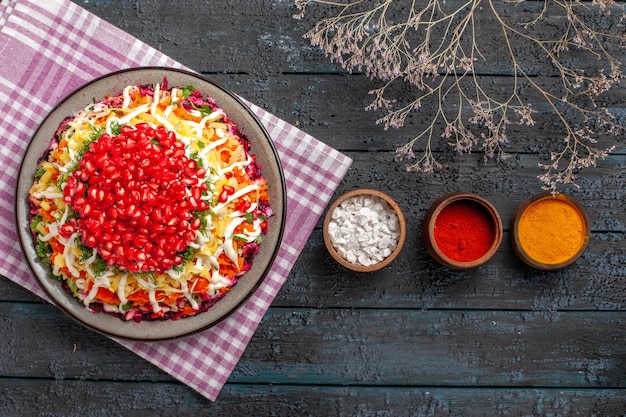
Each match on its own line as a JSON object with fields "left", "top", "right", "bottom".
{"left": 16, "top": 67, "right": 286, "bottom": 341}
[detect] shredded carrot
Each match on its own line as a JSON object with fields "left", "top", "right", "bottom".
{"left": 95, "top": 287, "right": 120, "bottom": 305}
{"left": 127, "top": 290, "right": 150, "bottom": 304}
{"left": 158, "top": 96, "right": 172, "bottom": 109}
{"left": 234, "top": 222, "right": 256, "bottom": 235}
{"left": 218, "top": 254, "right": 239, "bottom": 278}
{"left": 191, "top": 276, "right": 210, "bottom": 293}
{"left": 49, "top": 238, "right": 64, "bottom": 254}
{"left": 181, "top": 305, "right": 197, "bottom": 316}
{"left": 232, "top": 167, "right": 248, "bottom": 184}
{"left": 40, "top": 209, "right": 55, "bottom": 223}
{"left": 127, "top": 289, "right": 178, "bottom": 305}
{"left": 151, "top": 310, "right": 165, "bottom": 319}
{"left": 256, "top": 183, "right": 270, "bottom": 201}
{"left": 173, "top": 107, "right": 201, "bottom": 122}
{"left": 219, "top": 149, "right": 232, "bottom": 163}
{"left": 58, "top": 266, "right": 71, "bottom": 277}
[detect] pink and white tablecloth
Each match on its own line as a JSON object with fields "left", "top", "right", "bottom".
{"left": 0, "top": 0, "right": 351, "bottom": 401}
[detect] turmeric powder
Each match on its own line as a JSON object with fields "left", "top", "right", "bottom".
{"left": 516, "top": 196, "right": 586, "bottom": 265}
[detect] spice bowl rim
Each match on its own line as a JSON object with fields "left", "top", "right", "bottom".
{"left": 422, "top": 191, "right": 503, "bottom": 269}
{"left": 510, "top": 191, "right": 590, "bottom": 271}
{"left": 323, "top": 188, "right": 406, "bottom": 273}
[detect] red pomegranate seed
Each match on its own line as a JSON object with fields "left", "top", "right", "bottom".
{"left": 81, "top": 203, "right": 93, "bottom": 217}
{"left": 58, "top": 223, "right": 75, "bottom": 239}
{"left": 184, "top": 230, "right": 196, "bottom": 242}
{"left": 190, "top": 217, "right": 202, "bottom": 231}
{"left": 65, "top": 124, "right": 210, "bottom": 273}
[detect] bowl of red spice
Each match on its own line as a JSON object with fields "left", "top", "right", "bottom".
{"left": 510, "top": 192, "right": 590, "bottom": 270}
{"left": 422, "top": 192, "right": 503, "bottom": 269}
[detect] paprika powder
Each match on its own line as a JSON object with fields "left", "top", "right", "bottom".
{"left": 423, "top": 192, "right": 502, "bottom": 269}
{"left": 433, "top": 200, "right": 496, "bottom": 262}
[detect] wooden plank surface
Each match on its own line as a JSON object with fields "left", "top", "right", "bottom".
{"left": 1, "top": 0, "right": 625, "bottom": 415}
{"left": 3, "top": 303, "right": 626, "bottom": 387}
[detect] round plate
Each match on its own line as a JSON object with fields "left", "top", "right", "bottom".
{"left": 15, "top": 67, "right": 286, "bottom": 341}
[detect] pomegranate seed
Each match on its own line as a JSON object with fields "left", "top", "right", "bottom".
{"left": 126, "top": 204, "right": 138, "bottom": 218}
{"left": 181, "top": 178, "right": 197, "bottom": 187}
{"left": 175, "top": 239, "right": 186, "bottom": 252}
{"left": 58, "top": 223, "right": 75, "bottom": 239}
{"left": 184, "top": 230, "right": 196, "bottom": 242}
{"left": 84, "top": 160, "right": 96, "bottom": 174}
{"left": 81, "top": 203, "right": 93, "bottom": 216}
{"left": 83, "top": 235, "right": 97, "bottom": 247}
{"left": 134, "top": 235, "right": 149, "bottom": 246}
{"left": 189, "top": 187, "right": 200, "bottom": 201}
{"left": 88, "top": 187, "right": 105, "bottom": 202}
{"left": 190, "top": 217, "right": 202, "bottom": 230}
{"left": 64, "top": 124, "right": 210, "bottom": 273}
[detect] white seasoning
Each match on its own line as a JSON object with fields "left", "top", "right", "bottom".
{"left": 327, "top": 194, "right": 400, "bottom": 267}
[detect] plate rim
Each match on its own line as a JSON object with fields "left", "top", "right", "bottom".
{"left": 15, "top": 66, "right": 287, "bottom": 342}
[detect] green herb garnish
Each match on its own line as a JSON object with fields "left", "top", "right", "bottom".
{"left": 90, "top": 257, "right": 108, "bottom": 277}
{"left": 30, "top": 215, "right": 43, "bottom": 231}
{"left": 34, "top": 166, "right": 46, "bottom": 181}
{"left": 35, "top": 239, "right": 52, "bottom": 267}
{"left": 181, "top": 85, "right": 195, "bottom": 99}
{"left": 110, "top": 121, "right": 123, "bottom": 136}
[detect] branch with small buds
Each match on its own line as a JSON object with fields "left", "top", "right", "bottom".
{"left": 295, "top": 0, "right": 625, "bottom": 191}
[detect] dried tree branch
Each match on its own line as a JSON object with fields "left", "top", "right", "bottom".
{"left": 295, "top": 0, "right": 625, "bottom": 191}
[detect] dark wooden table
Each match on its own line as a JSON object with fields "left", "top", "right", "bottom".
{"left": 2, "top": 1, "right": 626, "bottom": 415}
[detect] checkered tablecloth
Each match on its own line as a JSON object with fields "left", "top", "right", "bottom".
{"left": 0, "top": 0, "right": 351, "bottom": 401}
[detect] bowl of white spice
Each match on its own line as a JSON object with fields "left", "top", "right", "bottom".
{"left": 323, "top": 189, "right": 406, "bottom": 272}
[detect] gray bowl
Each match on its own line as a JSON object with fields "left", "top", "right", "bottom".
{"left": 15, "top": 67, "right": 286, "bottom": 341}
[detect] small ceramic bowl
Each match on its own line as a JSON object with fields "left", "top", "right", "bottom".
{"left": 510, "top": 192, "right": 590, "bottom": 270}
{"left": 323, "top": 189, "right": 406, "bottom": 272}
{"left": 422, "top": 192, "right": 503, "bottom": 269}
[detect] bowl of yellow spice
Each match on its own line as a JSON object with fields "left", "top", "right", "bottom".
{"left": 510, "top": 192, "right": 590, "bottom": 270}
